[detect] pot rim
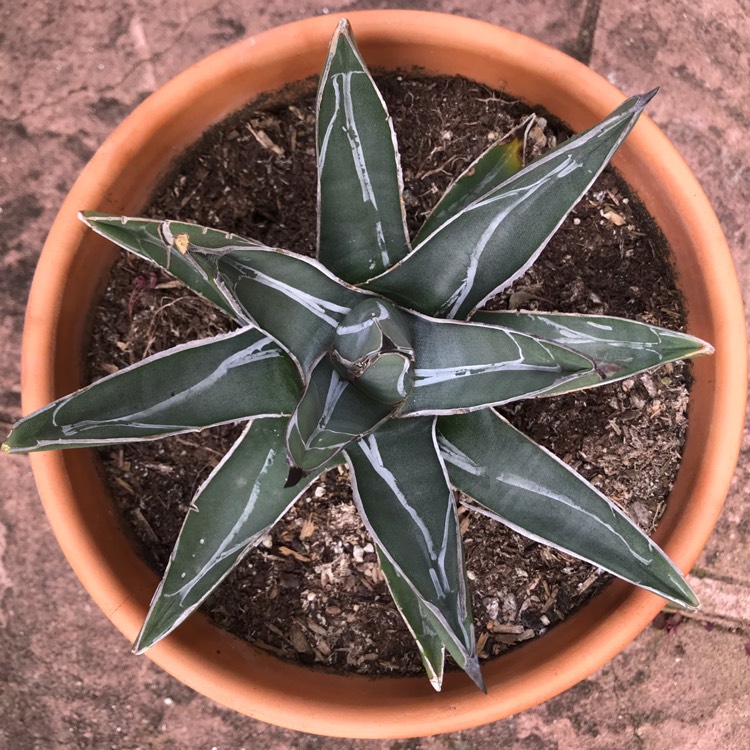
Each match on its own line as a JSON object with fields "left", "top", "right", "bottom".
{"left": 22, "top": 9, "right": 747, "bottom": 739}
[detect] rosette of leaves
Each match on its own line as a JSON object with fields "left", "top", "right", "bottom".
{"left": 5, "top": 20, "right": 713, "bottom": 691}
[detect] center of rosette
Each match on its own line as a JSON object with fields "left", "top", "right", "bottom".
{"left": 330, "top": 298, "right": 415, "bottom": 406}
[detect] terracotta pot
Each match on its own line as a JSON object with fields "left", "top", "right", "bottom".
{"left": 22, "top": 10, "right": 746, "bottom": 739}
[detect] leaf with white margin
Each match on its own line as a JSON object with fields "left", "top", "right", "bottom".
{"left": 81, "top": 212, "right": 265, "bottom": 320}
{"left": 438, "top": 408, "right": 699, "bottom": 609}
{"left": 3, "top": 328, "right": 299, "bottom": 453}
{"left": 398, "top": 311, "right": 597, "bottom": 415}
{"left": 285, "top": 354, "right": 393, "bottom": 481}
{"left": 414, "top": 138, "right": 523, "bottom": 244}
{"left": 316, "top": 19, "right": 410, "bottom": 283}
{"left": 186, "top": 243, "right": 370, "bottom": 377}
{"left": 331, "top": 298, "right": 415, "bottom": 406}
{"left": 377, "top": 548, "right": 445, "bottom": 691}
{"left": 346, "top": 417, "right": 484, "bottom": 690}
{"left": 471, "top": 310, "right": 714, "bottom": 394}
{"left": 363, "top": 92, "right": 656, "bottom": 319}
{"left": 133, "top": 418, "right": 337, "bottom": 653}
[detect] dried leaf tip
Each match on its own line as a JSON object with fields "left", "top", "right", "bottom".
{"left": 335, "top": 18, "right": 352, "bottom": 35}
{"left": 325, "top": 18, "right": 352, "bottom": 52}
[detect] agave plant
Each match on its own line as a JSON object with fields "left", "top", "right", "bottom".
{"left": 5, "top": 20, "right": 712, "bottom": 691}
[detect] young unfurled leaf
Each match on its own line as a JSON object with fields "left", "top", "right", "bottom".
{"left": 3, "top": 329, "right": 299, "bottom": 453}
{"left": 414, "top": 137, "right": 523, "bottom": 244}
{"left": 134, "top": 418, "right": 333, "bottom": 653}
{"left": 285, "top": 354, "right": 394, "bottom": 481}
{"left": 346, "top": 418, "right": 483, "bottom": 690}
{"left": 363, "top": 93, "right": 656, "bottom": 319}
{"left": 331, "top": 298, "right": 415, "bottom": 405}
{"left": 438, "top": 409, "right": 699, "bottom": 609}
{"left": 471, "top": 311, "right": 713, "bottom": 394}
{"left": 317, "top": 19, "right": 410, "bottom": 283}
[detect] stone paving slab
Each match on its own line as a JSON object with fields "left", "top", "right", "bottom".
{"left": 1, "top": 1, "right": 748, "bottom": 748}
{"left": 687, "top": 574, "right": 750, "bottom": 627}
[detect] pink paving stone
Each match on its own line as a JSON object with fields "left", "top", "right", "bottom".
{"left": 1, "top": 1, "right": 748, "bottom": 747}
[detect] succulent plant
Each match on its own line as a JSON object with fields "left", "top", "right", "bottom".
{"left": 5, "top": 20, "right": 712, "bottom": 691}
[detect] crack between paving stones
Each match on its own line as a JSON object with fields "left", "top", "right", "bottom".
{"left": 665, "top": 610, "right": 750, "bottom": 640}
{"left": 689, "top": 568, "right": 750, "bottom": 588}
{"left": 610, "top": 662, "right": 646, "bottom": 750}
{"left": 563, "top": 0, "right": 602, "bottom": 65}
{"left": 7, "top": 4, "right": 219, "bottom": 124}
{"left": 666, "top": 603, "right": 750, "bottom": 630}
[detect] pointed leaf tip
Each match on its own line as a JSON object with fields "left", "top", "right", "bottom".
{"left": 134, "top": 419, "right": 330, "bottom": 653}
{"left": 471, "top": 311, "right": 712, "bottom": 397}
{"left": 4, "top": 328, "right": 299, "bottom": 452}
{"left": 376, "top": 547, "right": 446, "bottom": 690}
{"left": 463, "top": 655, "right": 487, "bottom": 693}
{"left": 685, "top": 589, "right": 700, "bottom": 611}
{"left": 78, "top": 214, "right": 267, "bottom": 319}
{"left": 316, "top": 14, "right": 410, "bottom": 282}
{"left": 440, "top": 410, "right": 700, "bottom": 610}
{"left": 347, "top": 419, "right": 478, "bottom": 686}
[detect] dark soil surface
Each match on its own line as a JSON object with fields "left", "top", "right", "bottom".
{"left": 88, "top": 74, "right": 691, "bottom": 678}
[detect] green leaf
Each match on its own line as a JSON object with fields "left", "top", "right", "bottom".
{"left": 414, "top": 137, "right": 523, "bottom": 244}
{"left": 3, "top": 328, "right": 299, "bottom": 453}
{"left": 471, "top": 311, "right": 714, "bottom": 394}
{"left": 316, "top": 19, "right": 410, "bottom": 283}
{"left": 285, "top": 354, "right": 394, "bottom": 479}
{"left": 332, "top": 298, "right": 414, "bottom": 368}
{"left": 331, "top": 298, "right": 415, "bottom": 405}
{"left": 187, "top": 243, "right": 369, "bottom": 376}
{"left": 399, "top": 312, "right": 597, "bottom": 415}
{"left": 376, "top": 548, "right": 445, "bottom": 691}
{"left": 346, "top": 418, "right": 484, "bottom": 690}
{"left": 80, "top": 212, "right": 264, "bottom": 320}
{"left": 363, "top": 93, "right": 656, "bottom": 318}
{"left": 134, "top": 418, "right": 330, "bottom": 653}
{"left": 438, "top": 409, "right": 699, "bottom": 609}
{"left": 83, "top": 213, "right": 373, "bottom": 377}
